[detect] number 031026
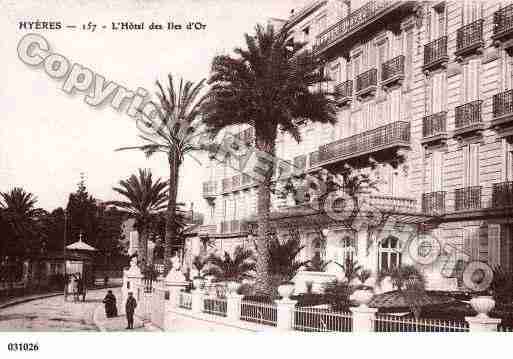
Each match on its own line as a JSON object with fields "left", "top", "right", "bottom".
{"left": 7, "top": 343, "right": 39, "bottom": 351}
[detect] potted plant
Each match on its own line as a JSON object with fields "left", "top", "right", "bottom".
{"left": 192, "top": 255, "right": 207, "bottom": 290}
{"left": 203, "top": 246, "right": 256, "bottom": 294}
{"left": 267, "top": 233, "right": 310, "bottom": 299}
{"left": 350, "top": 269, "right": 374, "bottom": 307}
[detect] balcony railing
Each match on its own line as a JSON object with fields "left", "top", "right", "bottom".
{"left": 493, "top": 4, "right": 513, "bottom": 40}
{"left": 455, "top": 19, "right": 484, "bottom": 56}
{"left": 309, "top": 151, "right": 320, "bottom": 168}
{"left": 220, "top": 221, "right": 230, "bottom": 233}
{"left": 455, "top": 186, "right": 482, "bottom": 211}
{"left": 422, "top": 111, "right": 447, "bottom": 138}
{"left": 369, "top": 195, "right": 417, "bottom": 213}
{"left": 493, "top": 89, "right": 513, "bottom": 119}
{"left": 222, "top": 178, "right": 231, "bottom": 192}
{"left": 318, "top": 121, "right": 410, "bottom": 164}
{"left": 202, "top": 181, "right": 216, "bottom": 197}
{"left": 422, "top": 191, "right": 446, "bottom": 215}
{"left": 492, "top": 181, "right": 513, "bottom": 208}
{"left": 314, "top": 1, "right": 393, "bottom": 53}
{"left": 356, "top": 68, "right": 377, "bottom": 94}
{"left": 454, "top": 100, "right": 483, "bottom": 130}
{"left": 230, "top": 220, "right": 240, "bottom": 233}
{"left": 381, "top": 55, "right": 404, "bottom": 84}
{"left": 423, "top": 36, "right": 448, "bottom": 70}
{"left": 335, "top": 80, "right": 352, "bottom": 103}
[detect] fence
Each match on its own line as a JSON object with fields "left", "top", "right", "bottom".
{"left": 240, "top": 300, "right": 277, "bottom": 327}
{"left": 293, "top": 307, "right": 352, "bottom": 332}
{"left": 178, "top": 292, "right": 192, "bottom": 310}
{"left": 373, "top": 314, "right": 469, "bottom": 333}
{"left": 203, "top": 297, "right": 227, "bottom": 317}
{"left": 124, "top": 269, "right": 513, "bottom": 333}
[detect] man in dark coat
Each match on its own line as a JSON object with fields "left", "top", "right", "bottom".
{"left": 103, "top": 290, "right": 118, "bottom": 318}
{"left": 125, "top": 292, "right": 137, "bottom": 329}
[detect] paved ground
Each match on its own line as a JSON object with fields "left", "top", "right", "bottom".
{"left": 93, "top": 289, "right": 152, "bottom": 332}
{"left": 0, "top": 287, "right": 154, "bottom": 332}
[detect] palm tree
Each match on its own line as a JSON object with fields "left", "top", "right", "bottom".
{"left": 108, "top": 169, "right": 168, "bottom": 269}
{"left": 202, "top": 24, "right": 337, "bottom": 294}
{"left": 204, "top": 246, "right": 256, "bottom": 282}
{"left": 0, "top": 187, "right": 46, "bottom": 254}
{"left": 117, "top": 75, "right": 207, "bottom": 271}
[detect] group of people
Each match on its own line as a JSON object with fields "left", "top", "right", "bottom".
{"left": 102, "top": 290, "right": 137, "bottom": 329}
{"left": 66, "top": 273, "right": 86, "bottom": 302}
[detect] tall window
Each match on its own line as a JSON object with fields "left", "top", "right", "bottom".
{"left": 430, "top": 72, "right": 446, "bottom": 113}
{"left": 428, "top": 150, "right": 444, "bottom": 192}
{"left": 462, "top": 1, "right": 482, "bottom": 24}
{"left": 340, "top": 236, "right": 356, "bottom": 262}
{"left": 316, "top": 14, "right": 327, "bottom": 36}
{"left": 463, "top": 59, "right": 480, "bottom": 102}
{"left": 501, "top": 49, "right": 513, "bottom": 91}
{"left": 312, "top": 237, "right": 326, "bottom": 262}
{"left": 379, "top": 236, "right": 402, "bottom": 272}
{"left": 463, "top": 143, "right": 480, "bottom": 187}
{"left": 502, "top": 140, "right": 513, "bottom": 182}
{"left": 353, "top": 53, "right": 361, "bottom": 82}
{"left": 428, "top": 5, "right": 446, "bottom": 41}
{"left": 404, "top": 27, "right": 414, "bottom": 88}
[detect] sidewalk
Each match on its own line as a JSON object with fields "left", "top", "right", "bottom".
{"left": 92, "top": 288, "right": 159, "bottom": 332}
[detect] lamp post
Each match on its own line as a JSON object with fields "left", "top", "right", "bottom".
{"left": 63, "top": 209, "right": 67, "bottom": 300}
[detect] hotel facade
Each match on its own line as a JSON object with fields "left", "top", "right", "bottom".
{"left": 188, "top": 0, "right": 513, "bottom": 291}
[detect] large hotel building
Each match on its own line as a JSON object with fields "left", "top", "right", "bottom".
{"left": 186, "top": 0, "right": 513, "bottom": 290}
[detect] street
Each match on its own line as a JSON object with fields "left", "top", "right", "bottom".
{"left": 0, "top": 288, "right": 111, "bottom": 331}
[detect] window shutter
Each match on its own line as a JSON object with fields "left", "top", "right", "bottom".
{"left": 488, "top": 224, "right": 501, "bottom": 268}
{"left": 432, "top": 151, "right": 443, "bottom": 191}
{"left": 470, "top": 143, "right": 480, "bottom": 186}
{"left": 463, "top": 145, "right": 470, "bottom": 187}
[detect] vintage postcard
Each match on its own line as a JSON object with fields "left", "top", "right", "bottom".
{"left": 1, "top": 0, "right": 512, "bottom": 354}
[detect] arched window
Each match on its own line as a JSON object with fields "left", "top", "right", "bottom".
{"left": 379, "top": 236, "right": 402, "bottom": 272}
{"left": 312, "top": 237, "right": 326, "bottom": 262}
{"left": 340, "top": 235, "right": 356, "bottom": 262}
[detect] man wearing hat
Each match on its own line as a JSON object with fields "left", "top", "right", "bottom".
{"left": 125, "top": 292, "right": 137, "bottom": 329}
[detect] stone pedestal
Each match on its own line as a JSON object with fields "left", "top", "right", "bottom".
{"left": 163, "top": 270, "right": 188, "bottom": 331}
{"left": 123, "top": 264, "right": 143, "bottom": 308}
{"left": 190, "top": 289, "right": 204, "bottom": 314}
{"left": 276, "top": 299, "right": 297, "bottom": 330}
{"left": 351, "top": 305, "right": 378, "bottom": 332}
{"left": 465, "top": 316, "right": 501, "bottom": 332}
{"left": 226, "top": 293, "right": 242, "bottom": 322}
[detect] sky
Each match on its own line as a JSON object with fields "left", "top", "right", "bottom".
{"left": 0, "top": 0, "right": 309, "bottom": 215}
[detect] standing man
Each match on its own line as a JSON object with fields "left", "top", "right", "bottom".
{"left": 125, "top": 291, "right": 137, "bottom": 329}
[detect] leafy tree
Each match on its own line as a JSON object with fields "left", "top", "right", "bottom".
{"left": 117, "top": 75, "right": 207, "bottom": 271}
{"left": 204, "top": 246, "right": 256, "bottom": 282}
{"left": 108, "top": 169, "right": 168, "bottom": 268}
{"left": 65, "top": 175, "right": 98, "bottom": 246}
{"left": 202, "top": 24, "right": 336, "bottom": 294}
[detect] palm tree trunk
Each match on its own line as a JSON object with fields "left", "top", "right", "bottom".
{"left": 164, "top": 151, "right": 180, "bottom": 272}
{"left": 139, "top": 226, "right": 148, "bottom": 271}
{"left": 253, "top": 137, "right": 276, "bottom": 296}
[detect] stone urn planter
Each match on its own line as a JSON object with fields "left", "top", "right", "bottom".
{"left": 470, "top": 295, "right": 496, "bottom": 318}
{"left": 351, "top": 288, "right": 374, "bottom": 307}
{"left": 192, "top": 277, "right": 205, "bottom": 290}
{"left": 227, "top": 281, "right": 241, "bottom": 294}
{"left": 278, "top": 283, "right": 295, "bottom": 299}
